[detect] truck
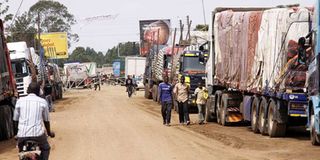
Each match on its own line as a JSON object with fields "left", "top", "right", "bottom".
{"left": 65, "top": 63, "right": 89, "bottom": 88}
{"left": 173, "top": 49, "right": 207, "bottom": 111}
{"left": 144, "top": 45, "right": 175, "bottom": 101}
{"left": 0, "top": 20, "right": 17, "bottom": 140}
{"left": 125, "top": 57, "right": 146, "bottom": 78}
{"left": 8, "top": 42, "right": 38, "bottom": 97}
{"left": 203, "top": 6, "right": 312, "bottom": 137}
{"left": 307, "top": 0, "right": 320, "bottom": 145}
{"left": 47, "top": 63, "right": 63, "bottom": 100}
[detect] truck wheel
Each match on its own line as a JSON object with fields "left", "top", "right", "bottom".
{"left": 258, "top": 97, "right": 268, "bottom": 135}
{"left": 220, "top": 93, "right": 229, "bottom": 126}
{"left": 310, "top": 107, "right": 320, "bottom": 145}
{"left": 0, "top": 105, "right": 14, "bottom": 140}
{"left": 268, "top": 99, "right": 286, "bottom": 137}
{"left": 251, "top": 96, "right": 260, "bottom": 133}
{"left": 205, "top": 99, "right": 214, "bottom": 122}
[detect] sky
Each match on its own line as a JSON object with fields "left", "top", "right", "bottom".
{"left": 7, "top": 0, "right": 314, "bottom": 53}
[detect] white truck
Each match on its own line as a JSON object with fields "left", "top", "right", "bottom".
{"left": 125, "top": 57, "right": 146, "bottom": 78}
{"left": 8, "top": 42, "right": 39, "bottom": 97}
{"left": 125, "top": 57, "right": 146, "bottom": 90}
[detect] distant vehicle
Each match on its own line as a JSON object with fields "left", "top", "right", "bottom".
{"left": 47, "top": 63, "right": 63, "bottom": 100}
{"left": 135, "top": 76, "right": 144, "bottom": 90}
{"left": 125, "top": 57, "right": 146, "bottom": 78}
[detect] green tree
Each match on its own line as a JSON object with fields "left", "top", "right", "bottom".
{"left": 0, "top": 0, "right": 13, "bottom": 22}
{"left": 194, "top": 24, "right": 208, "bottom": 31}
{"left": 7, "top": 13, "right": 37, "bottom": 47}
{"left": 28, "top": 0, "right": 79, "bottom": 46}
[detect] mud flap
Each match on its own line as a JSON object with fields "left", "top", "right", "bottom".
{"left": 227, "top": 113, "right": 243, "bottom": 122}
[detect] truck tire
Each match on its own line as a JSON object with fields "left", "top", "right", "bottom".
{"left": 258, "top": 97, "right": 268, "bottom": 135}
{"left": 205, "top": 97, "right": 215, "bottom": 122}
{"left": 268, "top": 99, "right": 286, "bottom": 137}
{"left": 0, "top": 105, "right": 14, "bottom": 140}
{"left": 251, "top": 96, "right": 260, "bottom": 133}
{"left": 220, "top": 93, "right": 229, "bottom": 126}
{"left": 310, "top": 106, "right": 320, "bottom": 145}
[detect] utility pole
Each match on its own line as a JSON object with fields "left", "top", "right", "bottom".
{"left": 179, "top": 20, "right": 184, "bottom": 45}
{"left": 202, "top": 0, "right": 207, "bottom": 25}
{"left": 170, "top": 28, "right": 177, "bottom": 83}
{"left": 37, "top": 11, "right": 41, "bottom": 54}
{"left": 185, "top": 16, "right": 192, "bottom": 43}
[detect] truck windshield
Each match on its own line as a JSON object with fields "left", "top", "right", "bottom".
{"left": 183, "top": 56, "right": 205, "bottom": 72}
{"left": 11, "top": 59, "right": 28, "bottom": 78}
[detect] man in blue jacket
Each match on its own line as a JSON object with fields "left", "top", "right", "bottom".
{"left": 158, "top": 76, "right": 173, "bottom": 126}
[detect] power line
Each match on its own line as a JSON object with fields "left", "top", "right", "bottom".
{"left": 10, "top": 0, "right": 24, "bottom": 27}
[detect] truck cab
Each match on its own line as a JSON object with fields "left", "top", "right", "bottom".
{"left": 8, "top": 42, "right": 32, "bottom": 97}
{"left": 178, "top": 50, "right": 207, "bottom": 109}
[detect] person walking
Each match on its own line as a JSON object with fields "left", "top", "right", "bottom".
{"left": 158, "top": 76, "right": 173, "bottom": 126}
{"left": 13, "top": 82, "right": 55, "bottom": 160}
{"left": 174, "top": 76, "right": 190, "bottom": 125}
{"left": 195, "top": 82, "right": 208, "bottom": 124}
{"left": 94, "top": 76, "right": 101, "bottom": 91}
{"left": 125, "top": 75, "right": 134, "bottom": 97}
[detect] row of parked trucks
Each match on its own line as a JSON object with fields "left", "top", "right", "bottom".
{"left": 0, "top": 23, "right": 63, "bottom": 140}
{"left": 142, "top": 1, "right": 320, "bottom": 145}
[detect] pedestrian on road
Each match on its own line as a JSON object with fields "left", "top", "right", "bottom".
{"left": 174, "top": 76, "right": 190, "bottom": 125}
{"left": 158, "top": 76, "right": 173, "bottom": 126}
{"left": 125, "top": 75, "right": 134, "bottom": 97}
{"left": 13, "top": 82, "right": 55, "bottom": 160}
{"left": 94, "top": 76, "right": 101, "bottom": 91}
{"left": 195, "top": 82, "right": 208, "bottom": 125}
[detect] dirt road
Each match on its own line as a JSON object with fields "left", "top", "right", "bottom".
{"left": 0, "top": 85, "right": 320, "bottom": 160}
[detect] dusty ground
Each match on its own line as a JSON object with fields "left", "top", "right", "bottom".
{"left": 0, "top": 85, "right": 319, "bottom": 160}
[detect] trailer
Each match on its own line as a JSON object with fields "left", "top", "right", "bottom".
{"left": 203, "top": 6, "right": 312, "bottom": 137}
{"left": 0, "top": 20, "right": 17, "bottom": 140}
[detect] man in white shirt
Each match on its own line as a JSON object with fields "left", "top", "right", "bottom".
{"left": 195, "top": 83, "right": 207, "bottom": 124}
{"left": 13, "top": 82, "right": 55, "bottom": 160}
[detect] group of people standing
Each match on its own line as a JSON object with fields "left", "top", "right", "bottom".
{"left": 159, "top": 76, "right": 208, "bottom": 126}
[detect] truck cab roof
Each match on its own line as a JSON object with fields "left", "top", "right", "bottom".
{"left": 7, "top": 42, "right": 29, "bottom": 60}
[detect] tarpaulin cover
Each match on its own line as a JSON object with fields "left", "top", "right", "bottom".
{"left": 66, "top": 64, "right": 88, "bottom": 82}
{"left": 214, "top": 7, "right": 311, "bottom": 93}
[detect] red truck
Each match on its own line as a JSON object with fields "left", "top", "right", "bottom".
{"left": 0, "top": 20, "right": 17, "bottom": 140}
